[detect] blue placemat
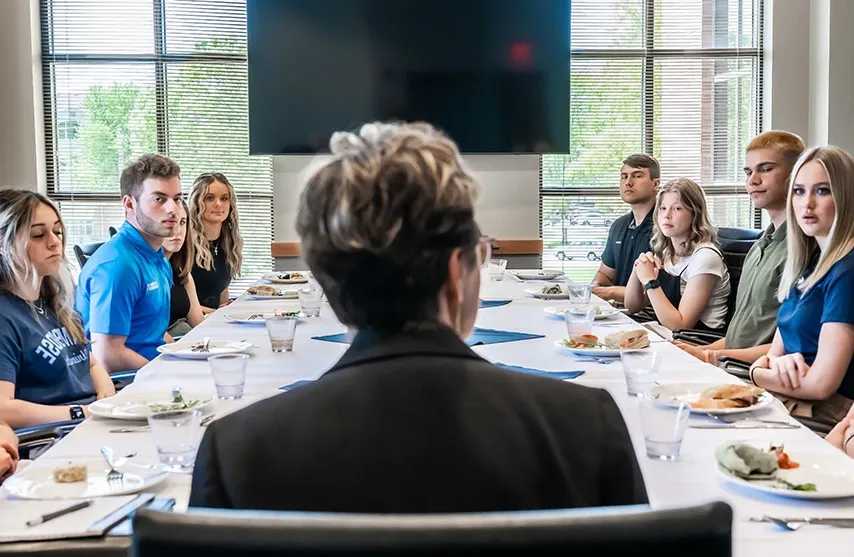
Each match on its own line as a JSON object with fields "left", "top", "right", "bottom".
{"left": 279, "top": 379, "right": 316, "bottom": 391}
{"left": 479, "top": 299, "right": 512, "bottom": 309}
{"left": 495, "top": 363, "right": 584, "bottom": 380}
{"left": 312, "top": 327, "right": 544, "bottom": 347}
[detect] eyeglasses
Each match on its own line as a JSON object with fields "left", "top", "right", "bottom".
{"left": 476, "top": 235, "right": 494, "bottom": 266}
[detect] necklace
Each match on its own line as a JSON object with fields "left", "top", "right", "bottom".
{"left": 33, "top": 298, "right": 45, "bottom": 315}
{"left": 212, "top": 240, "right": 219, "bottom": 256}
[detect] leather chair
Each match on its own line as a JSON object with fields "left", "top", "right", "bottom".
{"left": 672, "top": 226, "right": 764, "bottom": 347}
{"left": 133, "top": 501, "right": 733, "bottom": 557}
{"left": 73, "top": 241, "right": 106, "bottom": 270}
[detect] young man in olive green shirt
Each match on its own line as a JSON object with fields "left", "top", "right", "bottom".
{"left": 675, "top": 131, "right": 805, "bottom": 364}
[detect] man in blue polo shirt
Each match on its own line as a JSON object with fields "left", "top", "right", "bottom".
{"left": 76, "top": 154, "right": 182, "bottom": 372}
{"left": 592, "top": 154, "right": 660, "bottom": 304}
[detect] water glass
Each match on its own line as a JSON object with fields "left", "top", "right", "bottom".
{"left": 639, "top": 397, "right": 690, "bottom": 461}
{"left": 147, "top": 409, "right": 202, "bottom": 471}
{"left": 488, "top": 259, "right": 507, "bottom": 281}
{"left": 265, "top": 315, "right": 298, "bottom": 352}
{"left": 564, "top": 307, "right": 595, "bottom": 337}
{"left": 208, "top": 353, "right": 248, "bottom": 400}
{"left": 298, "top": 287, "right": 323, "bottom": 317}
{"left": 620, "top": 349, "right": 660, "bottom": 397}
{"left": 567, "top": 283, "right": 592, "bottom": 312}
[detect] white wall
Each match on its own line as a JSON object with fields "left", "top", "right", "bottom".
{"left": 0, "top": 0, "right": 43, "bottom": 192}
{"left": 273, "top": 154, "right": 540, "bottom": 242}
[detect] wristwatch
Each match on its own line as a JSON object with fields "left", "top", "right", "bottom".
{"left": 69, "top": 405, "right": 85, "bottom": 420}
{"left": 643, "top": 278, "right": 661, "bottom": 292}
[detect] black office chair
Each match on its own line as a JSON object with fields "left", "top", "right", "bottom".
{"left": 672, "top": 226, "right": 764, "bottom": 346}
{"left": 15, "top": 419, "right": 83, "bottom": 460}
{"left": 108, "top": 226, "right": 118, "bottom": 237}
{"left": 73, "top": 241, "right": 106, "bottom": 270}
{"left": 133, "top": 502, "right": 733, "bottom": 557}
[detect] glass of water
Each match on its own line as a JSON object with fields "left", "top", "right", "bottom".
{"left": 620, "top": 349, "right": 660, "bottom": 397}
{"left": 298, "top": 287, "right": 323, "bottom": 317}
{"left": 147, "top": 409, "right": 202, "bottom": 472}
{"left": 564, "top": 307, "right": 595, "bottom": 337}
{"left": 567, "top": 283, "right": 592, "bottom": 312}
{"left": 265, "top": 315, "right": 298, "bottom": 352}
{"left": 488, "top": 259, "right": 507, "bottom": 281}
{"left": 639, "top": 397, "right": 690, "bottom": 461}
{"left": 208, "top": 353, "right": 248, "bottom": 400}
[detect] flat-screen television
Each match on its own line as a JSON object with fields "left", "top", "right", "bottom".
{"left": 247, "top": 0, "right": 570, "bottom": 154}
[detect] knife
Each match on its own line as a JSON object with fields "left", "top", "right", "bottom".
{"left": 690, "top": 422, "right": 800, "bottom": 429}
{"left": 748, "top": 517, "right": 854, "bottom": 526}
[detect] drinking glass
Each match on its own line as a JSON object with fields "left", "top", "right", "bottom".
{"left": 147, "top": 409, "right": 202, "bottom": 471}
{"left": 564, "top": 307, "right": 595, "bottom": 337}
{"left": 298, "top": 287, "right": 323, "bottom": 317}
{"left": 265, "top": 315, "right": 298, "bottom": 352}
{"left": 620, "top": 349, "right": 660, "bottom": 397}
{"left": 639, "top": 397, "right": 690, "bottom": 461}
{"left": 488, "top": 259, "right": 507, "bottom": 281}
{"left": 567, "top": 283, "right": 592, "bottom": 312}
{"left": 208, "top": 353, "right": 248, "bottom": 400}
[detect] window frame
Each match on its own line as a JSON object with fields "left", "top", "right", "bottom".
{"left": 541, "top": 0, "right": 765, "bottom": 233}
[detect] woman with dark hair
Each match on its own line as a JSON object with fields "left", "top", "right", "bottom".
{"left": 190, "top": 122, "right": 647, "bottom": 512}
{"left": 0, "top": 189, "right": 114, "bottom": 429}
{"left": 188, "top": 173, "right": 243, "bottom": 313}
{"left": 163, "top": 201, "right": 204, "bottom": 338}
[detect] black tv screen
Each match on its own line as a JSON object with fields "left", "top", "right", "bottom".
{"left": 247, "top": 0, "right": 570, "bottom": 154}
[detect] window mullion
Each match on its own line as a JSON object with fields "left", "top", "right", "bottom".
{"left": 153, "top": 0, "right": 169, "bottom": 154}
{"left": 642, "top": 0, "right": 655, "bottom": 155}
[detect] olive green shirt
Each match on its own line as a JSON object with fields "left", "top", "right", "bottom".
{"left": 725, "top": 222, "right": 788, "bottom": 349}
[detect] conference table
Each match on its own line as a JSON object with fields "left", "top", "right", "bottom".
{"left": 3, "top": 274, "right": 854, "bottom": 556}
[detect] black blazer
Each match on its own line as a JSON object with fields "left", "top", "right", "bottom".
{"left": 189, "top": 325, "right": 648, "bottom": 512}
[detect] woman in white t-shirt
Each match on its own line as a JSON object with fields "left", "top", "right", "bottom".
{"left": 625, "top": 177, "right": 731, "bottom": 331}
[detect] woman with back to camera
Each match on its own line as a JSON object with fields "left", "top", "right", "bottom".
{"left": 624, "top": 178, "right": 731, "bottom": 332}
{"left": 749, "top": 146, "right": 854, "bottom": 424}
{"left": 188, "top": 173, "right": 244, "bottom": 313}
{"left": 0, "top": 189, "right": 114, "bottom": 429}
{"left": 163, "top": 200, "right": 204, "bottom": 338}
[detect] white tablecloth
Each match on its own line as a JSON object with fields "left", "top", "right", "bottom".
{"left": 5, "top": 276, "right": 854, "bottom": 555}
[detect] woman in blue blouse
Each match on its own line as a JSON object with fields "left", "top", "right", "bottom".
{"left": 750, "top": 146, "right": 854, "bottom": 423}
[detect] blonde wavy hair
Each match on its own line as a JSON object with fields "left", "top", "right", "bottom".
{"left": 0, "top": 189, "right": 86, "bottom": 344}
{"left": 778, "top": 146, "right": 854, "bottom": 302}
{"left": 296, "top": 121, "right": 481, "bottom": 332}
{"left": 188, "top": 173, "right": 243, "bottom": 279}
{"left": 651, "top": 177, "right": 718, "bottom": 264}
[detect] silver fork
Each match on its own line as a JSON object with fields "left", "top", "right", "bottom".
{"left": 100, "top": 446, "right": 124, "bottom": 482}
{"left": 711, "top": 414, "right": 796, "bottom": 426}
{"left": 574, "top": 357, "right": 618, "bottom": 364}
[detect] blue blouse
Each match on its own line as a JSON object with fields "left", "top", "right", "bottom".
{"left": 777, "top": 248, "right": 854, "bottom": 399}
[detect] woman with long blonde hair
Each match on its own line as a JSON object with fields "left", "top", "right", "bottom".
{"left": 750, "top": 146, "right": 854, "bottom": 423}
{"left": 0, "top": 189, "right": 114, "bottom": 429}
{"left": 624, "top": 177, "right": 731, "bottom": 331}
{"left": 188, "top": 173, "right": 244, "bottom": 312}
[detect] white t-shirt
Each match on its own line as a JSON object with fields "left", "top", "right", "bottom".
{"left": 662, "top": 242, "right": 731, "bottom": 330}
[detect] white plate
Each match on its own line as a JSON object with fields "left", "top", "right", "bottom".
{"left": 156, "top": 340, "right": 255, "bottom": 359}
{"left": 648, "top": 382, "right": 774, "bottom": 415}
{"left": 716, "top": 444, "right": 854, "bottom": 500}
{"left": 544, "top": 306, "right": 622, "bottom": 320}
{"left": 88, "top": 391, "right": 215, "bottom": 420}
{"left": 510, "top": 270, "right": 565, "bottom": 281}
{"left": 554, "top": 339, "right": 621, "bottom": 357}
{"left": 4, "top": 458, "right": 169, "bottom": 499}
{"left": 260, "top": 272, "right": 309, "bottom": 284}
{"left": 225, "top": 311, "right": 304, "bottom": 324}
{"left": 245, "top": 289, "right": 299, "bottom": 300}
{"left": 525, "top": 287, "right": 568, "bottom": 300}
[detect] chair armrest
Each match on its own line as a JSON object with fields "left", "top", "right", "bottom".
{"left": 717, "top": 356, "right": 750, "bottom": 379}
{"left": 15, "top": 419, "right": 83, "bottom": 460}
{"left": 110, "top": 370, "right": 137, "bottom": 392}
{"left": 671, "top": 329, "right": 725, "bottom": 346}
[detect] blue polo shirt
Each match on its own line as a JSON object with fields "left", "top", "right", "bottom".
{"left": 76, "top": 221, "right": 172, "bottom": 362}
{"left": 778, "top": 248, "right": 854, "bottom": 399}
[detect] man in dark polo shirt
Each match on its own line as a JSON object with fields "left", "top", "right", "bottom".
{"left": 675, "top": 130, "right": 805, "bottom": 365}
{"left": 592, "top": 154, "right": 660, "bottom": 304}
